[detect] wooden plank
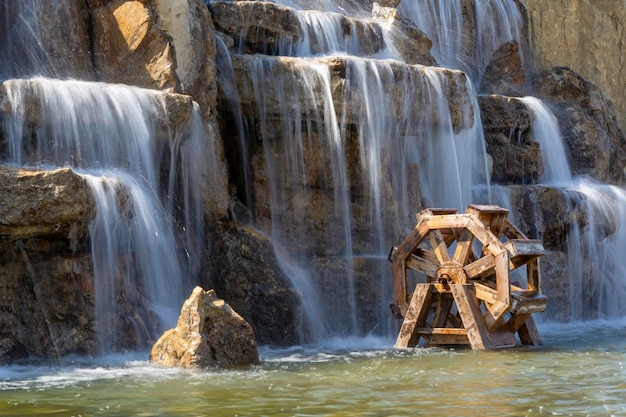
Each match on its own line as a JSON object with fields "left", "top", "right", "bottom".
{"left": 425, "top": 213, "right": 472, "bottom": 230}
{"left": 467, "top": 217, "right": 506, "bottom": 257}
{"left": 474, "top": 282, "right": 497, "bottom": 303}
{"left": 428, "top": 229, "right": 451, "bottom": 264}
{"left": 392, "top": 218, "right": 430, "bottom": 262}
{"left": 392, "top": 259, "right": 409, "bottom": 317}
{"left": 502, "top": 219, "right": 528, "bottom": 240}
{"left": 450, "top": 284, "right": 493, "bottom": 350}
{"left": 517, "top": 315, "right": 543, "bottom": 346}
{"left": 484, "top": 300, "right": 509, "bottom": 332}
{"left": 416, "top": 327, "right": 467, "bottom": 335}
{"left": 427, "top": 334, "right": 471, "bottom": 345}
{"left": 505, "top": 239, "right": 544, "bottom": 269}
{"left": 452, "top": 227, "right": 475, "bottom": 266}
{"left": 505, "top": 312, "right": 531, "bottom": 333}
{"left": 495, "top": 251, "right": 510, "bottom": 306}
{"left": 432, "top": 293, "right": 454, "bottom": 328}
{"left": 464, "top": 254, "right": 495, "bottom": 280}
{"left": 526, "top": 257, "right": 541, "bottom": 293}
{"left": 389, "top": 247, "right": 439, "bottom": 276}
{"left": 395, "top": 284, "right": 435, "bottom": 348}
{"left": 391, "top": 219, "right": 431, "bottom": 317}
{"left": 510, "top": 293, "right": 548, "bottom": 314}
{"left": 488, "top": 331, "right": 517, "bottom": 348}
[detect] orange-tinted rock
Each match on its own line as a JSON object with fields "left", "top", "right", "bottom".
{"left": 150, "top": 286, "right": 259, "bottom": 368}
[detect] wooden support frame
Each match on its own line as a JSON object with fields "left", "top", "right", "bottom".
{"left": 390, "top": 205, "right": 547, "bottom": 350}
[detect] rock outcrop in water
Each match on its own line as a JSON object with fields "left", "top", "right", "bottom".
{"left": 150, "top": 286, "right": 259, "bottom": 368}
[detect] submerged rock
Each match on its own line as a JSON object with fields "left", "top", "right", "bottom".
{"left": 150, "top": 286, "right": 259, "bottom": 368}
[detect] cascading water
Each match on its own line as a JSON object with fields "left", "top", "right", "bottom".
{"left": 518, "top": 96, "right": 626, "bottom": 320}
{"left": 1, "top": 78, "right": 207, "bottom": 350}
{"left": 215, "top": 0, "right": 490, "bottom": 341}
{"left": 398, "top": 0, "right": 529, "bottom": 85}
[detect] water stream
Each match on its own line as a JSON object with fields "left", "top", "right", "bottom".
{"left": 1, "top": 322, "right": 625, "bottom": 416}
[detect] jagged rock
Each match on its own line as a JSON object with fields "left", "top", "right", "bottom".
{"left": 480, "top": 40, "right": 526, "bottom": 96}
{"left": 506, "top": 185, "right": 587, "bottom": 250}
{"left": 374, "top": 0, "right": 400, "bottom": 7}
{"left": 150, "top": 286, "right": 259, "bottom": 368}
{"left": 0, "top": 249, "right": 97, "bottom": 363}
{"left": 0, "top": 164, "right": 161, "bottom": 363}
{"left": 210, "top": 223, "right": 300, "bottom": 346}
{"left": 372, "top": 3, "right": 437, "bottom": 66}
{"left": 532, "top": 67, "right": 626, "bottom": 185}
{"left": 91, "top": 0, "right": 180, "bottom": 91}
{"left": 478, "top": 94, "right": 542, "bottom": 184}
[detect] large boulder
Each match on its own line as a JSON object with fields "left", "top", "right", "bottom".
{"left": 525, "top": 0, "right": 626, "bottom": 134}
{"left": 230, "top": 55, "right": 474, "bottom": 135}
{"left": 150, "top": 286, "right": 259, "bottom": 368}
{"left": 0, "top": 1, "right": 93, "bottom": 79}
{"left": 211, "top": 1, "right": 304, "bottom": 55}
{"left": 212, "top": 1, "right": 387, "bottom": 57}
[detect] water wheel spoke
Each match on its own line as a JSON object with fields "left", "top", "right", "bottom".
{"left": 427, "top": 229, "right": 451, "bottom": 264}
{"left": 452, "top": 227, "right": 475, "bottom": 266}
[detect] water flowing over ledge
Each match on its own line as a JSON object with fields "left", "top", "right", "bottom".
{"left": 0, "top": 0, "right": 625, "bottom": 361}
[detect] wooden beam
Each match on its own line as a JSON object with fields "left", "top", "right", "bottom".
{"left": 450, "top": 284, "right": 493, "bottom": 350}
{"left": 517, "top": 315, "right": 543, "bottom": 346}
{"left": 395, "top": 284, "right": 435, "bottom": 348}
{"left": 389, "top": 247, "right": 439, "bottom": 277}
{"left": 464, "top": 254, "right": 496, "bottom": 280}
{"left": 453, "top": 227, "right": 475, "bottom": 266}
{"left": 428, "top": 229, "right": 452, "bottom": 264}
{"left": 526, "top": 257, "right": 541, "bottom": 293}
{"left": 495, "top": 250, "right": 511, "bottom": 306}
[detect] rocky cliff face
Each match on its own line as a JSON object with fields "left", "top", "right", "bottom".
{"left": 2, "top": 0, "right": 626, "bottom": 361}
{"left": 526, "top": 0, "right": 626, "bottom": 134}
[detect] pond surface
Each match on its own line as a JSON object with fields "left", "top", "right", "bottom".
{"left": 2, "top": 320, "right": 626, "bottom": 416}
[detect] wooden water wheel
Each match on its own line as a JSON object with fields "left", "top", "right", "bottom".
{"left": 389, "top": 205, "right": 547, "bottom": 350}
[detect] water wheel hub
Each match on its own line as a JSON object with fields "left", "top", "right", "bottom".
{"left": 436, "top": 260, "right": 467, "bottom": 285}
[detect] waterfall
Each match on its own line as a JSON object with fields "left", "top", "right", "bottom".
{"left": 215, "top": 0, "right": 490, "bottom": 341}
{"left": 398, "top": 0, "right": 528, "bottom": 84}
{"left": 1, "top": 78, "right": 208, "bottom": 350}
{"left": 520, "top": 96, "right": 626, "bottom": 319}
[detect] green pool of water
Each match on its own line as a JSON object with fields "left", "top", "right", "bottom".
{"left": 2, "top": 321, "right": 626, "bottom": 416}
